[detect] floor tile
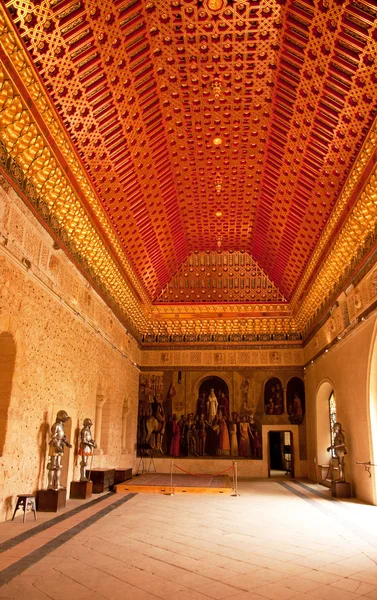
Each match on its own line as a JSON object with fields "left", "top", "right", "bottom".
{"left": 1, "top": 482, "right": 377, "bottom": 600}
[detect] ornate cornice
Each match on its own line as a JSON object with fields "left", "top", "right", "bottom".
{"left": 294, "top": 121, "right": 377, "bottom": 332}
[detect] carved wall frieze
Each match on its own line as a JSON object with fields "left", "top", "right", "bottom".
{"left": 141, "top": 348, "right": 304, "bottom": 369}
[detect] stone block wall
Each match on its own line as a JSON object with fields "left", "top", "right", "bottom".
{"left": 0, "top": 179, "right": 140, "bottom": 521}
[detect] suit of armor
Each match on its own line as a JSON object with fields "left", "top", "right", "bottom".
{"left": 79, "top": 418, "right": 97, "bottom": 482}
{"left": 47, "top": 410, "right": 72, "bottom": 490}
{"left": 327, "top": 422, "right": 347, "bottom": 482}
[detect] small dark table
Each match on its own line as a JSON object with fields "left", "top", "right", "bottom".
{"left": 90, "top": 468, "right": 115, "bottom": 493}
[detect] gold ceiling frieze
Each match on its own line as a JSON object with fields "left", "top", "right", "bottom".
{"left": 292, "top": 117, "right": 377, "bottom": 325}
{"left": 143, "top": 314, "right": 299, "bottom": 340}
{"left": 294, "top": 123, "right": 377, "bottom": 332}
{"left": 152, "top": 305, "right": 292, "bottom": 315}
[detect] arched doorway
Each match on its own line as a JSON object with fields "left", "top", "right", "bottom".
{"left": 0, "top": 332, "right": 16, "bottom": 456}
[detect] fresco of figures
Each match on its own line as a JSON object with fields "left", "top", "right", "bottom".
{"left": 264, "top": 378, "right": 284, "bottom": 415}
{"left": 137, "top": 372, "right": 305, "bottom": 460}
{"left": 138, "top": 384, "right": 262, "bottom": 460}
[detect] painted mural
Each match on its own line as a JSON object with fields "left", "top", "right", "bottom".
{"left": 137, "top": 370, "right": 306, "bottom": 460}
{"left": 287, "top": 377, "right": 306, "bottom": 424}
{"left": 264, "top": 378, "right": 284, "bottom": 415}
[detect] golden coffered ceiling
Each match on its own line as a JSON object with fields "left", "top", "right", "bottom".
{"left": 156, "top": 250, "right": 287, "bottom": 303}
{"left": 1, "top": 0, "right": 377, "bottom": 342}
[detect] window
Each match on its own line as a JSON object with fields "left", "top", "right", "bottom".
{"left": 329, "top": 391, "right": 337, "bottom": 458}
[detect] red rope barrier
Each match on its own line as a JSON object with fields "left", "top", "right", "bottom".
{"left": 172, "top": 462, "right": 235, "bottom": 477}
{"left": 314, "top": 461, "right": 331, "bottom": 482}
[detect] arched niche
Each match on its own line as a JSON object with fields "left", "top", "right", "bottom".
{"left": 94, "top": 385, "right": 106, "bottom": 453}
{"left": 0, "top": 332, "right": 16, "bottom": 456}
{"left": 192, "top": 372, "right": 233, "bottom": 414}
{"left": 198, "top": 376, "right": 229, "bottom": 398}
{"left": 264, "top": 377, "right": 284, "bottom": 415}
{"left": 198, "top": 376, "right": 229, "bottom": 417}
{"left": 287, "top": 377, "right": 305, "bottom": 422}
{"left": 315, "top": 380, "right": 334, "bottom": 466}
{"left": 101, "top": 400, "right": 111, "bottom": 454}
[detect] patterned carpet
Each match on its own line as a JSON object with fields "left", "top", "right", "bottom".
{"left": 127, "top": 473, "right": 232, "bottom": 488}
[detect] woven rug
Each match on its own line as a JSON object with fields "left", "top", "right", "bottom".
{"left": 128, "top": 473, "right": 231, "bottom": 488}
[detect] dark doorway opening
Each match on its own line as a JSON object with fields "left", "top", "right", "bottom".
{"left": 268, "top": 431, "right": 293, "bottom": 478}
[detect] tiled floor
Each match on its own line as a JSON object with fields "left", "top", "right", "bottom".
{"left": 2, "top": 480, "right": 377, "bottom": 599}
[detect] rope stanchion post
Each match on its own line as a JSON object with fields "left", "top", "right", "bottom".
{"left": 170, "top": 460, "right": 174, "bottom": 496}
{"left": 231, "top": 460, "right": 240, "bottom": 497}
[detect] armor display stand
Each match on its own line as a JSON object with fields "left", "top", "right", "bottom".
{"left": 70, "top": 418, "right": 97, "bottom": 499}
{"left": 331, "top": 481, "right": 351, "bottom": 498}
{"left": 37, "top": 410, "right": 72, "bottom": 512}
{"left": 70, "top": 481, "right": 93, "bottom": 499}
{"left": 327, "top": 422, "right": 352, "bottom": 498}
{"left": 37, "top": 489, "right": 66, "bottom": 512}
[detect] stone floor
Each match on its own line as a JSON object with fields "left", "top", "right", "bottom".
{"left": 2, "top": 480, "right": 377, "bottom": 599}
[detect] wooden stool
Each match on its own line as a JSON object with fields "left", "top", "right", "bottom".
{"left": 12, "top": 495, "right": 37, "bottom": 522}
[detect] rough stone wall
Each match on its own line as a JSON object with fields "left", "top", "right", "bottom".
{"left": 0, "top": 179, "right": 140, "bottom": 521}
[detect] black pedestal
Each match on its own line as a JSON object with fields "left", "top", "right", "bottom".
{"left": 37, "top": 489, "right": 66, "bottom": 512}
{"left": 331, "top": 481, "right": 351, "bottom": 498}
{"left": 115, "top": 468, "right": 132, "bottom": 485}
{"left": 70, "top": 481, "right": 93, "bottom": 499}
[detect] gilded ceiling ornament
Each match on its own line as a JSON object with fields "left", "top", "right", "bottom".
{"left": 214, "top": 177, "right": 223, "bottom": 194}
{"left": 206, "top": 0, "right": 225, "bottom": 12}
{"left": 211, "top": 78, "right": 223, "bottom": 100}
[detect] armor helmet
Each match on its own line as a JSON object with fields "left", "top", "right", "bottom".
{"left": 83, "top": 418, "right": 92, "bottom": 427}
{"left": 56, "top": 409, "right": 70, "bottom": 422}
{"left": 333, "top": 421, "right": 342, "bottom": 431}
